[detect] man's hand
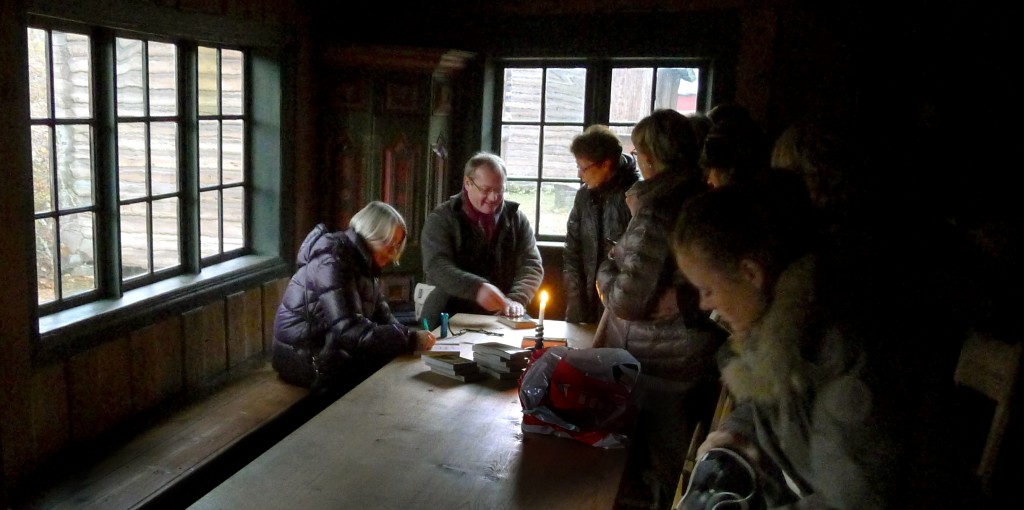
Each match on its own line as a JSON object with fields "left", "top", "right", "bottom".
{"left": 504, "top": 299, "right": 525, "bottom": 318}
{"left": 475, "top": 282, "right": 508, "bottom": 312}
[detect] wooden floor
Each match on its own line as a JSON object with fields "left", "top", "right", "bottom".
{"left": 15, "top": 363, "right": 318, "bottom": 510}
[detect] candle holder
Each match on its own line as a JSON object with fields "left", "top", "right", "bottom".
{"left": 532, "top": 323, "right": 545, "bottom": 350}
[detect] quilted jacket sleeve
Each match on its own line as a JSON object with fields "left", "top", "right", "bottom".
{"left": 563, "top": 193, "right": 585, "bottom": 322}
{"left": 314, "top": 256, "right": 415, "bottom": 371}
{"left": 597, "top": 205, "right": 668, "bottom": 321}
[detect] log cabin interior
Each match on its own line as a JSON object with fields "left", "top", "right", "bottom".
{"left": 1, "top": 0, "right": 1020, "bottom": 507}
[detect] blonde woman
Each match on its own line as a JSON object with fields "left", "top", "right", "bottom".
{"left": 596, "top": 109, "right": 725, "bottom": 509}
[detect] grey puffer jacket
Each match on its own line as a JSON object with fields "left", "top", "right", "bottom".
{"left": 596, "top": 170, "right": 723, "bottom": 392}
{"left": 563, "top": 153, "right": 639, "bottom": 324}
{"left": 272, "top": 224, "right": 416, "bottom": 388}
{"left": 420, "top": 193, "right": 543, "bottom": 315}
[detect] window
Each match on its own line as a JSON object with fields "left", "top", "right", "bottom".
{"left": 495, "top": 61, "right": 707, "bottom": 240}
{"left": 28, "top": 24, "right": 251, "bottom": 313}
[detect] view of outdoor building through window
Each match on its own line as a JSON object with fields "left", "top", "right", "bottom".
{"left": 198, "top": 46, "right": 246, "bottom": 259}
{"left": 29, "top": 28, "right": 97, "bottom": 304}
{"left": 116, "top": 37, "right": 181, "bottom": 281}
{"left": 28, "top": 25, "right": 250, "bottom": 311}
{"left": 499, "top": 65, "right": 700, "bottom": 239}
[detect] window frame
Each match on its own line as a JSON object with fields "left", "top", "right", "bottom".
{"left": 24, "top": 5, "right": 290, "bottom": 362}
{"left": 490, "top": 57, "right": 712, "bottom": 243}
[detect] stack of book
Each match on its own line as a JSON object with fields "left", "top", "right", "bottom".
{"left": 421, "top": 352, "right": 485, "bottom": 382}
{"left": 472, "top": 341, "right": 531, "bottom": 380}
{"left": 496, "top": 316, "right": 537, "bottom": 330}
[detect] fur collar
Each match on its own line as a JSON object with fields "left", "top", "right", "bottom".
{"left": 721, "top": 255, "right": 819, "bottom": 403}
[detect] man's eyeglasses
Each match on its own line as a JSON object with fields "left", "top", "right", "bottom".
{"left": 577, "top": 162, "right": 597, "bottom": 173}
{"left": 468, "top": 178, "right": 505, "bottom": 197}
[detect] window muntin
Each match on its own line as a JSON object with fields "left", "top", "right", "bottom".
{"left": 28, "top": 24, "right": 251, "bottom": 313}
{"left": 496, "top": 62, "right": 705, "bottom": 240}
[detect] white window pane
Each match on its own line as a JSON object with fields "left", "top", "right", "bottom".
{"left": 52, "top": 31, "right": 91, "bottom": 119}
{"left": 60, "top": 212, "right": 96, "bottom": 298}
{"left": 32, "top": 126, "right": 53, "bottom": 213}
{"left": 116, "top": 38, "right": 145, "bottom": 117}
{"left": 27, "top": 28, "right": 51, "bottom": 119}
{"left": 540, "top": 182, "right": 574, "bottom": 237}
{"left": 222, "top": 49, "right": 244, "bottom": 115}
{"left": 153, "top": 198, "right": 180, "bottom": 272}
{"left": 506, "top": 181, "right": 537, "bottom": 233}
{"left": 199, "top": 120, "right": 220, "bottom": 187}
{"left": 610, "top": 68, "right": 652, "bottom": 124}
{"left": 223, "top": 187, "right": 244, "bottom": 251}
{"left": 655, "top": 67, "right": 700, "bottom": 114}
{"left": 118, "top": 122, "right": 147, "bottom": 200}
{"left": 501, "top": 124, "right": 540, "bottom": 178}
{"left": 35, "top": 218, "right": 56, "bottom": 305}
{"left": 502, "top": 68, "right": 542, "bottom": 122}
{"left": 120, "top": 202, "right": 150, "bottom": 280}
{"left": 55, "top": 124, "right": 93, "bottom": 209}
{"left": 609, "top": 125, "right": 636, "bottom": 154}
{"left": 544, "top": 68, "right": 586, "bottom": 123}
{"left": 200, "top": 190, "right": 220, "bottom": 258}
{"left": 149, "top": 42, "right": 177, "bottom": 116}
{"left": 197, "top": 46, "right": 219, "bottom": 115}
{"left": 222, "top": 120, "right": 244, "bottom": 184}
{"left": 542, "top": 126, "right": 582, "bottom": 179}
{"left": 150, "top": 121, "right": 178, "bottom": 195}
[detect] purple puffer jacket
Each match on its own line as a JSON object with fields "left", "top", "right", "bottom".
{"left": 272, "top": 224, "right": 416, "bottom": 388}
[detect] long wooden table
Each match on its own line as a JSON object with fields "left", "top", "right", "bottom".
{"left": 188, "top": 314, "right": 627, "bottom": 509}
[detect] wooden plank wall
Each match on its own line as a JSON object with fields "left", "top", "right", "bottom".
{"left": 25, "top": 276, "right": 291, "bottom": 469}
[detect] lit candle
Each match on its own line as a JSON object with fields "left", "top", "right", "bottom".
{"left": 538, "top": 290, "right": 548, "bottom": 327}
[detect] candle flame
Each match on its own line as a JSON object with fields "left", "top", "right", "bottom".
{"left": 540, "top": 290, "right": 549, "bottom": 305}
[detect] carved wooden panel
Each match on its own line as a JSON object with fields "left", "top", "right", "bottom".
{"left": 226, "top": 288, "right": 264, "bottom": 369}
{"left": 332, "top": 77, "right": 369, "bottom": 112}
{"left": 431, "top": 134, "right": 450, "bottom": 211}
{"left": 130, "top": 315, "right": 184, "bottom": 412}
{"left": 262, "top": 277, "right": 290, "bottom": 353}
{"left": 183, "top": 301, "right": 228, "bottom": 391}
{"left": 30, "top": 361, "right": 69, "bottom": 461}
{"left": 382, "top": 133, "right": 419, "bottom": 242}
{"left": 384, "top": 81, "right": 422, "bottom": 113}
{"left": 334, "top": 129, "right": 366, "bottom": 228}
{"left": 68, "top": 336, "right": 133, "bottom": 441}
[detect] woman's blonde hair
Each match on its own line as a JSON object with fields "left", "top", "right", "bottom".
{"left": 349, "top": 201, "right": 408, "bottom": 256}
{"left": 631, "top": 109, "right": 700, "bottom": 176}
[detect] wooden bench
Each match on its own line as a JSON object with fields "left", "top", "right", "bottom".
{"left": 16, "top": 362, "right": 322, "bottom": 510}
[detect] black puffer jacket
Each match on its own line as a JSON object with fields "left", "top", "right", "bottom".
{"left": 563, "top": 153, "right": 639, "bottom": 323}
{"left": 272, "top": 224, "right": 416, "bottom": 388}
{"left": 596, "top": 170, "right": 724, "bottom": 390}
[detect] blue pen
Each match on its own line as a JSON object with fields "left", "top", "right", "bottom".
{"left": 422, "top": 318, "right": 430, "bottom": 331}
